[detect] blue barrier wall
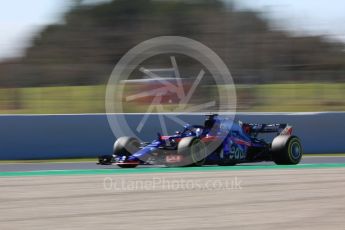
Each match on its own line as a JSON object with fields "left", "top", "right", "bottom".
{"left": 0, "top": 113, "right": 344, "bottom": 160}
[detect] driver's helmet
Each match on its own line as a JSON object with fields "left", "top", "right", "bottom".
{"left": 241, "top": 123, "right": 251, "bottom": 134}
{"left": 183, "top": 124, "right": 192, "bottom": 130}
{"left": 195, "top": 128, "right": 202, "bottom": 137}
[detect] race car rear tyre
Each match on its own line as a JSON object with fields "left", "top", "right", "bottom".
{"left": 177, "top": 136, "right": 206, "bottom": 167}
{"left": 113, "top": 136, "right": 140, "bottom": 156}
{"left": 271, "top": 135, "right": 303, "bottom": 165}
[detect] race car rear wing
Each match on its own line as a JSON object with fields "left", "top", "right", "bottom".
{"left": 248, "top": 123, "right": 292, "bottom": 136}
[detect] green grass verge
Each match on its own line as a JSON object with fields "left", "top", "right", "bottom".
{"left": 0, "top": 83, "right": 345, "bottom": 113}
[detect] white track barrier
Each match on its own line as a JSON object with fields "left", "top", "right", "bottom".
{"left": 0, "top": 112, "right": 344, "bottom": 160}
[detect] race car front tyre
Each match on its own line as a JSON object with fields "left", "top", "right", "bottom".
{"left": 271, "top": 135, "right": 303, "bottom": 165}
{"left": 177, "top": 136, "right": 206, "bottom": 167}
{"left": 113, "top": 136, "right": 140, "bottom": 156}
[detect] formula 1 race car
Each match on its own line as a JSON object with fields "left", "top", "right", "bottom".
{"left": 98, "top": 114, "right": 303, "bottom": 168}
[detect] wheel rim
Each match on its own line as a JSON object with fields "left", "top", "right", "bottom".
{"left": 290, "top": 141, "right": 302, "bottom": 160}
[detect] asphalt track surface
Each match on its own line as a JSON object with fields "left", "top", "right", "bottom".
{"left": 0, "top": 156, "right": 345, "bottom": 172}
{"left": 1, "top": 156, "right": 345, "bottom": 230}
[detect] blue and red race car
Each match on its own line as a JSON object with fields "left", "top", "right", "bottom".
{"left": 98, "top": 114, "right": 303, "bottom": 168}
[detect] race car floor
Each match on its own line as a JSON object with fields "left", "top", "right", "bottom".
{"left": 1, "top": 166, "right": 345, "bottom": 230}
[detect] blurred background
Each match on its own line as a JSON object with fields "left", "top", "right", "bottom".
{"left": 0, "top": 0, "right": 344, "bottom": 114}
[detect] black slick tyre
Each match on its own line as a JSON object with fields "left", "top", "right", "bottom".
{"left": 113, "top": 136, "right": 140, "bottom": 156}
{"left": 271, "top": 135, "right": 303, "bottom": 165}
